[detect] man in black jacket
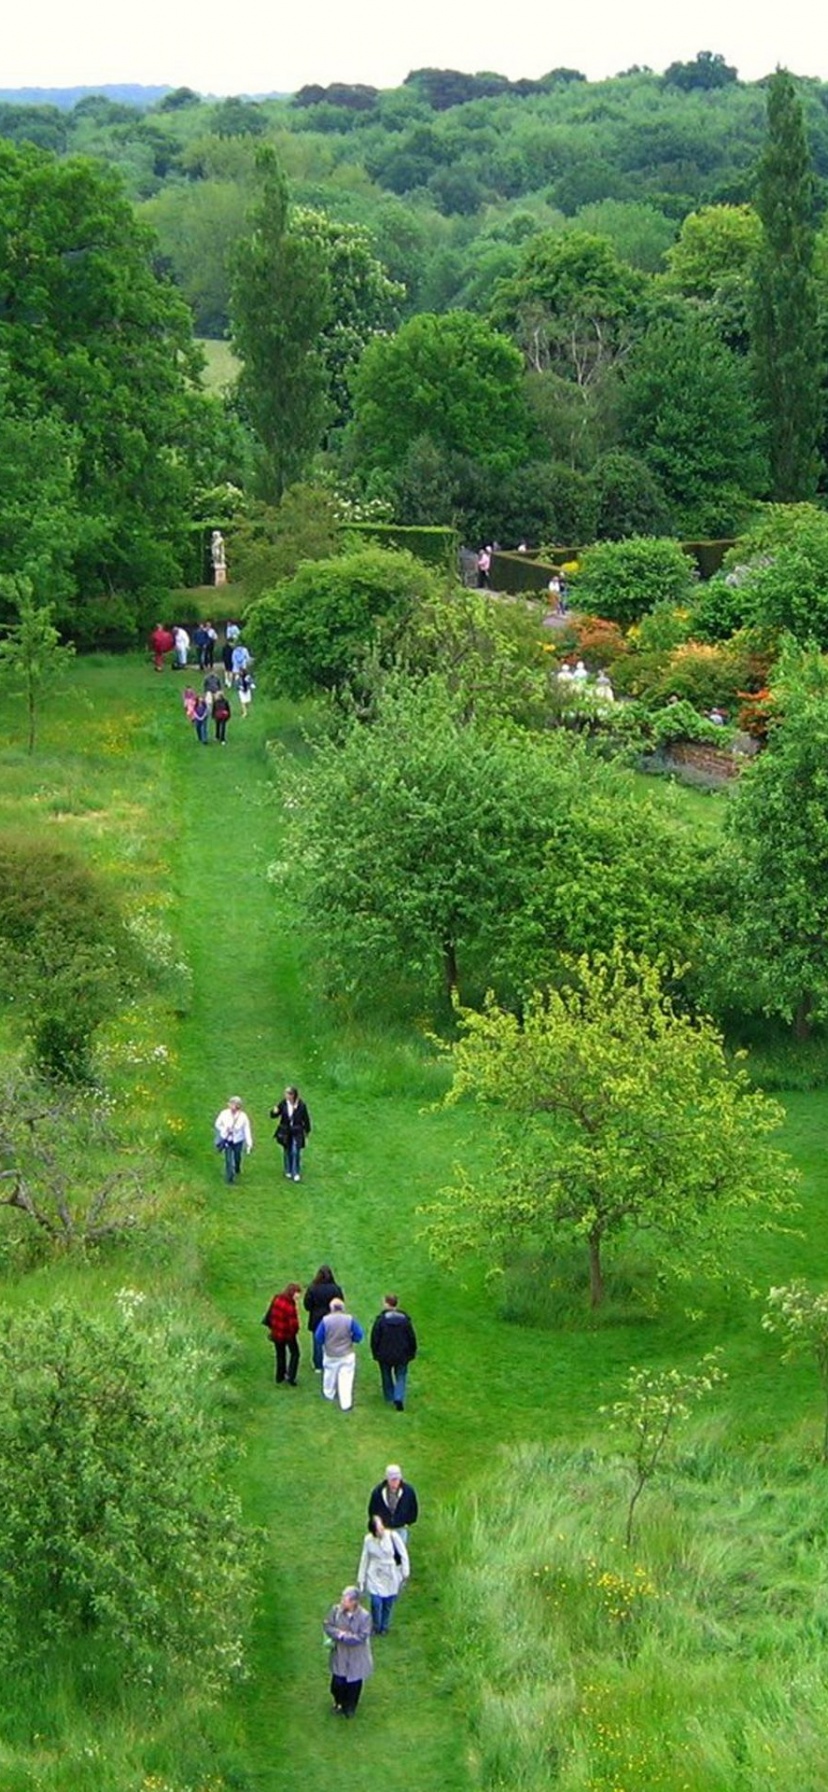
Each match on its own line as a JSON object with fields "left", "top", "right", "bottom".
{"left": 369, "top": 1293, "right": 418, "bottom": 1411}
{"left": 367, "top": 1464, "right": 419, "bottom": 1545}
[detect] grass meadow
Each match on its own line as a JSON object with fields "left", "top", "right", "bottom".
{"left": 1, "top": 654, "right": 827, "bottom": 1791}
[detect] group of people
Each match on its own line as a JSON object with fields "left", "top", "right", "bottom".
{"left": 557, "top": 660, "right": 615, "bottom": 704}
{"left": 214, "top": 1089, "right": 312, "bottom": 1184}
{"left": 323, "top": 1463, "right": 420, "bottom": 1714}
{"left": 214, "top": 1090, "right": 421, "bottom": 1717}
{"left": 263, "top": 1268, "right": 417, "bottom": 1414}
{"left": 162, "top": 623, "right": 255, "bottom": 746}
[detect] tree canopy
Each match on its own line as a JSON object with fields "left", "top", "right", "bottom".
{"left": 424, "top": 950, "right": 796, "bottom": 1305}
{"left": 0, "top": 141, "right": 203, "bottom": 597}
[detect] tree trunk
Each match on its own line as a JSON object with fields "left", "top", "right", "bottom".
{"left": 794, "top": 992, "right": 812, "bottom": 1041}
{"left": 442, "top": 938, "right": 459, "bottom": 1001}
{"left": 588, "top": 1230, "right": 604, "bottom": 1308}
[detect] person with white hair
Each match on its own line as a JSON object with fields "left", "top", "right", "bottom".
{"left": 315, "top": 1298, "right": 364, "bottom": 1411}
{"left": 323, "top": 1586, "right": 373, "bottom": 1717}
{"left": 213, "top": 1096, "right": 253, "bottom": 1185}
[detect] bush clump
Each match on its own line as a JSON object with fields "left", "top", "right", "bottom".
{"left": 573, "top": 536, "right": 696, "bottom": 627}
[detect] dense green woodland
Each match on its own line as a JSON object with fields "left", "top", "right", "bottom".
{"left": 1, "top": 56, "right": 828, "bottom": 635}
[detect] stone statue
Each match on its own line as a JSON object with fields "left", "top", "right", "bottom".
{"left": 211, "top": 530, "right": 227, "bottom": 587}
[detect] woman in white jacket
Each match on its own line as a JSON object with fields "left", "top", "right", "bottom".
{"left": 357, "top": 1514, "right": 409, "bottom": 1635}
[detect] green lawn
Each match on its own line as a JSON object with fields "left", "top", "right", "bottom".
{"left": 197, "top": 337, "right": 241, "bottom": 393}
{"left": 1, "top": 656, "right": 827, "bottom": 1791}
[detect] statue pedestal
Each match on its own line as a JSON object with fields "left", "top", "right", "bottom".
{"left": 214, "top": 566, "right": 227, "bottom": 586}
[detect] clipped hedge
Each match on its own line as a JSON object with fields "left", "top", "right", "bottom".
{"left": 682, "top": 538, "right": 736, "bottom": 580}
{"left": 490, "top": 551, "right": 570, "bottom": 595}
{"left": 345, "top": 522, "right": 458, "bottom": 567}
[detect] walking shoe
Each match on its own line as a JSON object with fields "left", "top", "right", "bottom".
{"left": 394, "top": 1399, "right": 404, "bottom": 1411}
{"left": 293, "top": 1173, "right": 301, "bottom": 1182}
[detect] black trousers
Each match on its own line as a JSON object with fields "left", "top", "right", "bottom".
{"left": 274, "top": 1339, "right": 299, "bottom": 1384}
{"left": 331, "top": 1675, "right": 362, "bottom": 1715}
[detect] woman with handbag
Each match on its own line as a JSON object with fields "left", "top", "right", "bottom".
{"left": 270, "top": 1085, "right": 311, "bottom": 1183}
{"left": 323, "top": 1587, "right": 373, "bottom": 1717}
{"left": 357, "top": 1514, "right": 409, "bottom": 1635}
{"left": 262, "top": 1281, "right": 302, "bottom": 1385}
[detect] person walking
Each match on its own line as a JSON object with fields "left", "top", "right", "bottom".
{"left": 323, "top": 1587, "right": 373, "bottom": 1718}
{"left": 214, "top": 1096, "right": 253, "bottom": 1185}
{"left": 192, "top": 693, "right": 209, "bottom": 744}
{"left": 231, "top": 641, "right": 251, "bottom": 686}
{"left": 357, "top": 1515, "right": 409, "bottom": 1636}
{"left": 263, "top": 1282, "right": 302, "bottom": 1385}
{"left": 149, "top": 624, "right": 173, "bottom": 671}
{"left": 173, "top": 625, "right": 190, "bottom": 669}
{"left": 368, "top": 1464, "right": 419, "bottom": 1546}
{"left": 316, "top": 1297, "right": 363, "bottom": 1411}
{"left": 193, "top": 623, "right": 210, "bottom": 670}
{"left": 213, "top": 690, "right": 231, "bottom": 744}
{"left": 370, "top": 1294, "right": 418, "bottom": 1411}
{"left": 237, "top": 670, "right": 255, "bottom": 717}
{"left": 221, "top": 638, "right": 234, "bottom": 688}
{"left": 304, "top": 1266, "right": 343, "bottom": 1371}
{"left": 270, "top": 1085, "right": 311, "bottom": 1182}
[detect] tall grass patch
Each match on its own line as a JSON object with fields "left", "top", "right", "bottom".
{"left": 445, "top": 1439, "right": 828, "bottom": 1790}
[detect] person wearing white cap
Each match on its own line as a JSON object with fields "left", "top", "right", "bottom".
{"left": 214, "top": 1096, "right": 253, "bottom": 1185}
{"left": 367, "top": 1464, "right": 419, "bottom": 1546}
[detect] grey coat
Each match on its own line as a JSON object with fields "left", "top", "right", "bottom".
{"left": 323, "top": 1601, "right": 374, "bottom": 1682}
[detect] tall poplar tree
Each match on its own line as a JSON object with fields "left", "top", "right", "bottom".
{"left": 230, "top": 151, "right": 331, "bottom": 501}
{"left": 751, "top": 69, "right": 824, "bottom": 499}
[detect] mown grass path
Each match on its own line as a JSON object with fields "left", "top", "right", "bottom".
{"left": 145, "top": 664, "right": 828, "bottom": 1791}
{"left": 162, "top": 683, "right": 487, "bottom": 1790}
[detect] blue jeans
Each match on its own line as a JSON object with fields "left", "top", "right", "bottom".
{"left": 195, "top": 716, "right": 208, "bottom": 744}
{"left": 380, "top": 1363, "right": 408, "bottom": 1405}
{"left": 283, "top": 1138, "right": 301, "bottom": 1178}
{"left": 370, "top": 1593, "right": 397, "bottom": 1635}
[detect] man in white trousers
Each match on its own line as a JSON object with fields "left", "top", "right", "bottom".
{"left": 316, "top": 1298, "right": 364, "bottom": 1411}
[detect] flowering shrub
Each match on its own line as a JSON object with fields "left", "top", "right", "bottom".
{"left": 567, "top": 614, "right": 628, "bottom": 670}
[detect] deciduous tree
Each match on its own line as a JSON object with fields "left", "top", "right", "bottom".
{"left": 349, "top": 310, "right": 532, "bottom": 479}
{"left": 0, "top": 141, "right": 203, "bottom": 596}
{"left": 715, "top": 645, "right": 828, "bottom": 1037}
{"left": 423, "top": 950, "right": 795, "bottom": 1305}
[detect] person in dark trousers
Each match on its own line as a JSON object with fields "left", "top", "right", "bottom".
{"left": 192, "top": 694, "right": 209, "bottom": 744}
{"left": 270, "top": 1085, "right": 311, "bottom": 1182}
{"left": 304, "top": 1265, "right": 343, "bottom": 1371}
{"left": 368, "top": 1464, "right": 419, "bottom": 1546}
{"left": 370, "top": 1293, "right": 418, "bottom": 1410}
{"left": 323, "top": 1587, "right": 373, "bottom": 1718}
{"left": 263, "top": 1282, "right": 302, "bottom": 1384}
{"left": 213, "top": 690, "right": 231, "bottom": 744}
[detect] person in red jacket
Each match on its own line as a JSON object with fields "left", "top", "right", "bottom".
{"left": 263, "top": 1282, "right": 302, "bottom": 1385}
{"left": 149, "top": 625, "right": 174, "bottom": 671}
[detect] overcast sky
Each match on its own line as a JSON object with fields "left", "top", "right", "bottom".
{"left": 5, "top": 0, "right": 828, "bottom": 95}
